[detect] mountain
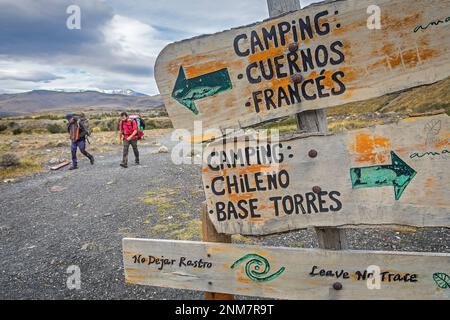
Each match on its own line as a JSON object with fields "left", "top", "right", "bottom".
{"left": 99, "top": 89, "right": 147, "bottom": 97}
{"left": 0, "top": 90, "right": 164, "bottom": 117}
{"left": 54, "top": 89, "right": 148, "bottom": 97}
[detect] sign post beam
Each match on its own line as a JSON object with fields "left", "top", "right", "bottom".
{"left": 201, "top": 202, "right": 234, "bottom": 300}
{"left": 266, "top": 0, "right": 347, "bottom": 251}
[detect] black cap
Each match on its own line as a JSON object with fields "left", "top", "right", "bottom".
{"left": 120, "top": 112, "right": 128, "bottom": 117}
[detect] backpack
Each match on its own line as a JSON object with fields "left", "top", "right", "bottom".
{"left": 75, "top": 114, "right": 91, "bottom": 138}
{"left": 128, "top": 114, "right": 145, "bottom": 140}
{"left": 66, "top": 113, "right": 91, "bottom": 142}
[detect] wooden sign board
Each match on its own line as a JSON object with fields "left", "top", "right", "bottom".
{"left": 123, "top": 238, "right": 450, "bottom": 300}
{"left": 155, "top": 0, "right": 450, "bottom": 136}
{"left": 201, "top": 114, "right": 450, "bottom": 235}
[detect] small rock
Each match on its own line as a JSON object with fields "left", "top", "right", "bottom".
{"left": 103, "top": 213, "right": 113, "bottom": 217}
{"left": 81, "top": 243, "right": 95, "bottom": 251}
{"left": 50, "top": 186, "right": 66, "bottom": 192}
{"left": 158, "top": 146, "right": 169, "bottom": 153}
{"left": 48, "top": 158, "right": 59, "bottom": 165}
{"left": 106, "top": 181, "right": 115, "bottom": 185}
{"left": 3, "top": 179, "right": 15, "bottom": 183}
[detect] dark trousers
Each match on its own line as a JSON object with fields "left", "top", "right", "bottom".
{"left": 122, "top": 139, "right": 139, "bottom": 165}
{"left": 71, "top": 139, "right": 92, "bottom": 166}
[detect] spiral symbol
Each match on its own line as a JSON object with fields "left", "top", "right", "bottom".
{"left": 230, "top": 253, "right": 285, "bottom": 282}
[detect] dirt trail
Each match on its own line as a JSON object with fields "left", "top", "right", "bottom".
{"left": 0, "top": 133, "right": 449, "bottom": 299}
{"left": 0, "top": 133, "right": 206, "bottom": 299}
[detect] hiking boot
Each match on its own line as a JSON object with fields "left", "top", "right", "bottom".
{"left": 69, "top": 165, "right": 78, "bottom": 170}
{"left": 90, "top": 156, "right": 95, "bottom": 165}
{"left": 120, "top": 163, "right": 128, "bottom": 168}
{"left": 135, "top": 160, "right": 140, "bottom": 165}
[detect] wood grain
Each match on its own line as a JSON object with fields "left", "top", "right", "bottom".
{"left": 123, "top": 238, "right": 450, "bottom": 300}
{"left": 201, "top": 114, "right": 450, "bottom": 235}
{"left": 155, "top": 0, "right": 450, "bottom": 137}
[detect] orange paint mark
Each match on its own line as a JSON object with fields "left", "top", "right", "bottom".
{"left": 342, "top": 89, "right": 353, "bottom": 100}
{"left": 230, "top": 193, "right": 255, "bottom": 201}
{"left": 186, "top": 62, "right": 228, "bottom": 79}
{"left": 248, "top": 216, "right": 264, "bottom": 223}
{"left": 434, "top": 138, "right": 449, "bottom": 149}
{"left": 425, "top": 177, "right": 434, "bottom": 189}
{"left": 191, "top": 133, "right": 221, "bottom": 143}
{"left": 125, "top": 279, "right": 143, "bottom": 284}
{"left": 418, "top": 47, "right": 438, "bottom": 61}
{"left": 238, "top": 164, "right": 273, "bottom": 175}
{"left": 353, "top": 133, "right": 391, "bottom": 164}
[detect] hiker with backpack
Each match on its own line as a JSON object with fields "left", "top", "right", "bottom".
{"left": 66, "top": 113, "right": 94, "bottom": 170}
{"left": 119, "top": 112, "right": 142, "bottom": 168}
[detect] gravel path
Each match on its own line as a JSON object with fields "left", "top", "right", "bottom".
{"left": 0, "top": 133, "right": 449, "bottom": 299}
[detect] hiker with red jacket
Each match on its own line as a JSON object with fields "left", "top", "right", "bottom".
{"left": 119, "top": 112, "right": 139, "bottom": 168}
{"left": 66, "top": 114, "right": 94, "bottom": 170}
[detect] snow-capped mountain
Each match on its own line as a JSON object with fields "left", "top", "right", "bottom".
{"left": 53, "top": 88, "right": 148, "bottom": 97}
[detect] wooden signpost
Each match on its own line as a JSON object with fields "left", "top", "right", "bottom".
{"left": 202, "top": 114, "right": 450, "bottom": 235}
{"left": 123, "top": 238, "right": 450, "bottom": 300}
{"left": 122, "top": 0, "right": 450, "bottom": 300}
{"left": 155, "top": 0, "right": 450, "bottom": 136}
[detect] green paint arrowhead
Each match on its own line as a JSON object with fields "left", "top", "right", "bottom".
{"left": 350, "top": 151, "right": 416, "bottom": 200}
{"left": 390, "top": 151, "right": 417, "bottom": 200}
{"left": 171, "top": 66, "right": 232, "bottom": 115}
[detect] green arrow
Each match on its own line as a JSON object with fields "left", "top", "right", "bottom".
{"left": 171, "top": 66, "right": 232, "bottom": 115}
{"left": 350, "top": 151, "right": 416, "bottom": 200}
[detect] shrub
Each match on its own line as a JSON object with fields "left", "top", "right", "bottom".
{"left": 107, "top": 119, "right": 119, "bottom": 131}
{"left": 12, "top": 128, "right": 22, "bottom": 135}
{"left": 145, "top": 118, "right": 173, "bottom": 129}
{"left": 98, "top": 118, "right": 119, "bottom": 132}
{"left": 0, "top": 124, "right": 7, "bottom": 132}
{"left": 33, "top": 114, "right": 64, "bottom": 120}
{"left": 92, "top": 127, "right": 101, "bottom": 133}
{"left": 47, "top": 123, "right": 66, "bottom": 134}
{"left": 0, "top": 153, "right": 20, "bottom": 167}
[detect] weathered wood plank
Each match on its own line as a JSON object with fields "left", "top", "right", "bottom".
{"left": 155, "top": 0, "right": 450, "bottom": 137}
{"left": 201, "top": 202, "right": 234, "bottom": 300}
{"left": 50, "top": 160, "right": 71, "bottom": 171}
{"left": 267, "top": 0, "right": 347, "bottom": 251}
{"left": 201, "top": 114, "right": 450, "bottom": 235}
{"left": 123, "top": 238, "right": 450, "bottom": 300}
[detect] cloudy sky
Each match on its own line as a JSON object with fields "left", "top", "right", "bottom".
{"left": 0, "top": 0, "right": 320, "bottom": 95}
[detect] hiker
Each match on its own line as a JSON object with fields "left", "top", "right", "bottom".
{"left": 119, "top": 112, "right": 139, "bottom": 168}
{"left": 66, "top": 114, "right": 94, "bottom": 170}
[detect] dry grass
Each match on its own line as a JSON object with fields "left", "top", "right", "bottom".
{"left": 328, "top": 77, "right": 450, "bottom": 115}
{"left": 168, "top": 221, "right": 202, "bottom": 240}
{"left": 328, "top": 118, "right": 387, "bottom": 134}
{"left": 0, "top": 128, "right": 171, "bottom": 179}
{"left": 256, "top": 77, "right": 450, "bottom": 134}
{"left": 0, "top": 157, "right": 43, "bottom": 179}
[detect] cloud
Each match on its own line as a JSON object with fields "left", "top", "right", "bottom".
{"left": 0, "top": 0, "right": 114, "bottom": 57}
{"left": 0, "top": 70, "right": 64, "bottom": 83}
{"left": 0, "top": 0, "right": 324, "bottom": 95}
